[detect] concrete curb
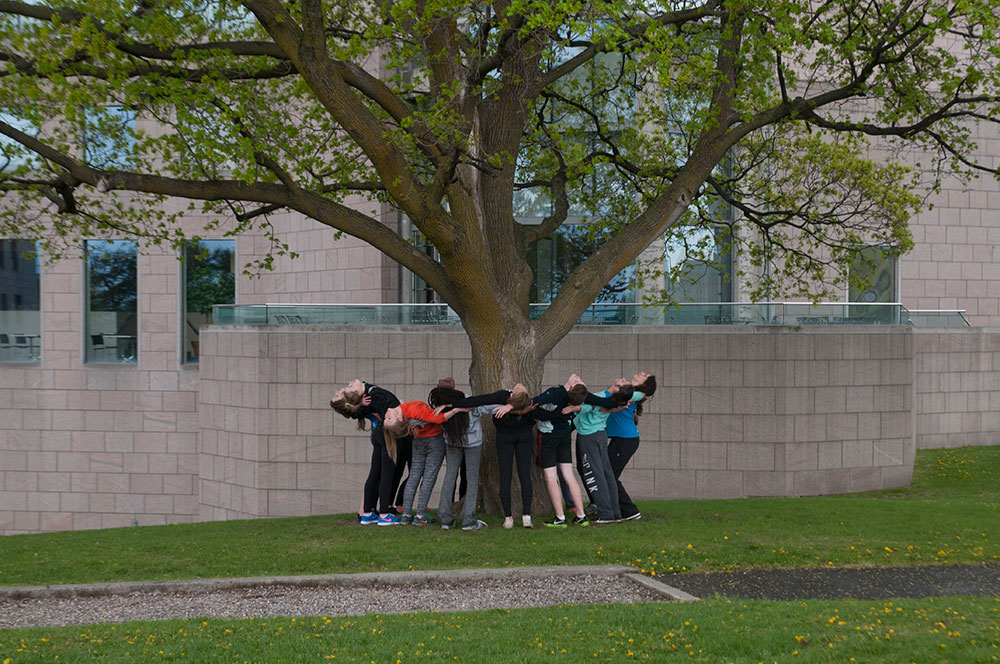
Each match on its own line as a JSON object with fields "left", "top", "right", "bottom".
{"left": 0, "top": 565, "right": 639, "bottom": 601}
{"left": 623, "top": 572, "right": 700, "bottom": 602}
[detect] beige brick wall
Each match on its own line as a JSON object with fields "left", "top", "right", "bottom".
{"left": 914, "top": 329, "right": 1000, "bottom": 448}
{"left": 5, "top": 322, "right": 1000, "bottom": 534}
{"left": 898, "top": 117, "right": 1000, "bottom": 327}
{"left": 196, "top": 326, "right": 917, "bottom": 523}
{"left": 0, "top": 244, "right": 200, "bottom": 534}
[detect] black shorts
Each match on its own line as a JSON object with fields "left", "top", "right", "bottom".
{"left": 540, "top": 432, "right": 572, "bottom": 468}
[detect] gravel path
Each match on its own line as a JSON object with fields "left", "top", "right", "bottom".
{"left": 0, "top": 569, "right": 673, "bottom": 629}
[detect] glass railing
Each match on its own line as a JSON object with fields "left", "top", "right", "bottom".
{"left": 902, "top": 310, "right": 970, "bottom": 328}
{"left": 212, "top": 302, "right": 969, "bottom": 327}
{"left": 212, "top": 303, "right": 462, "bottom": 326}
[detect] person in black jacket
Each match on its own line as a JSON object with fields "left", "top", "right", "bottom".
{"left": 454, "top": 384, "right": 536, "bottom": 528}
{"left": 331, "top": 379, "right": 410, "bottom": 526}
{"left": 531, "top": 374, "right": 619, "bottom": 528}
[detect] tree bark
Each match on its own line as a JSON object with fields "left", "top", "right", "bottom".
{"left": 463, "top": 314, "right": 555, "bottom": 516}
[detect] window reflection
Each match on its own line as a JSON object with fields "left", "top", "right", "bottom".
{"left": 527, "top": 224, "right": 635, "bottom": 304}
{"left": 664, "top": 226, "right": 733, "bottom": 303}
{"left": 183, "top": 240, "right": 234, "bottom": 363}
{"left": 86, "top": 240, "right": 137, "bottom": 363}
{"left": 0, "top": 239, "right": 40, "bottom": 362}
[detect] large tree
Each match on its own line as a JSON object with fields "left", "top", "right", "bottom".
{"left": 2, "top": 0, "right": 998, "bottom": 509}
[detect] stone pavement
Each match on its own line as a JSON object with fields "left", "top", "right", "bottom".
{"left": 1, "top": 563, "right": 998, "bottom": 628}
{"left": 662, "top": 563, "right": 1000, "bottom": 601}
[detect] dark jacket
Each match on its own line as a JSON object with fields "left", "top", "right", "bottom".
{"left": 532, "top": 385, "right": 618, "bottom": 435}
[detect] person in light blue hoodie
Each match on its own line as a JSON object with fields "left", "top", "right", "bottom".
{"left": 606, "top": 375, "right": 656, "bottom": 521}
{"left": 565, "top": 373, "right": 650, "bottom": 524}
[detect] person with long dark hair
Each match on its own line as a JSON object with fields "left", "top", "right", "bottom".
{"left": 429, "top": 385, "right": 499, "bottom": 531}
{"left": 454, "top": 384, "right": 536, "bottom": 528}
{"left": 606, "top": 374, "right": 657, "bottom": 521}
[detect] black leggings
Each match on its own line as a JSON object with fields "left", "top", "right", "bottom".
{"left": 363, "top": 428, "right": 407, "bottom": 513}
{"left": 496, "top": 428, "right": 534, "bottom": 517}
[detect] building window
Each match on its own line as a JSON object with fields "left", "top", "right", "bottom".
{"left": 0, "top": 239, "right": 40, "bottom": 362}
{"left": 82, "top": 106, "right": 136, "bottom": 170}
{"left": 527, "top": 224, "right": 636, "bottom": 304}
{"left": 849, "top": 246, "right": 897, "bottom": 303}
{"left": 85, "top": 240, "right": 137, "bottom": 363}
{"left": 409, "top": 231, "right": 441, "bottom": 304}
{"left": 664, "top": 225, "right": 733, "bottom": 303}
{"left": 0, "top": 111, "right": 40, "bottom": 173}
{"left": 182, "top": 240, "right": 234, "bottom": 363}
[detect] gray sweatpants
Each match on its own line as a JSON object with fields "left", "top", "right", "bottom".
{"left": 438, "top": 444, "right": 483, "bottom": 528}
{"left": 576, "top": 430, "right": 621, "bottom": 521}
{"left": 402, "top": 434, "right": 446, "bottom": 517}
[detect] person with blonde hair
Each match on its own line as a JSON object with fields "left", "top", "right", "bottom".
{"left": 383, "top": 399, "right": 468, "bottom": 526}
{"left": 331, "top": 379, "right": 406, "bottom": 526}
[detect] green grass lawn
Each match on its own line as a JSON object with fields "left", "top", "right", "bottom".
{"left": 1, "top": 446, "right": 997, "bottom": 587}
{"left": 1, "top": 446, "right": 999, "bottom": 662}
{"left": 2, "top": 597, "right": 998, "bottom": 662}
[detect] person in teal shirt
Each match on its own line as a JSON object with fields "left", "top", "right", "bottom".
{"left": 567, "top": 373, "right": 649, "bottom": 523}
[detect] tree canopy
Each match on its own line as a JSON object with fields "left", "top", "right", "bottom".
{"left": 1, "top": 0, "right": 999, "bottom": 382}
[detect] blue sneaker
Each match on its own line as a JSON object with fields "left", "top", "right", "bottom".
{"left": 378, "top": 513, "right": 401, "bottom": 526}
{"left": 359, "top": 512, "right": 378, "bottom": 525}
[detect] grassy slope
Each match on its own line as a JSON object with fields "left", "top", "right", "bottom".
{"left": 0, "top": 446, "right": 996, "bottom": 587}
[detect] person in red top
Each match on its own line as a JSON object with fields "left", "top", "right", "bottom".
{"left": 384, "top": 400, "right": 468, "bottom": 525}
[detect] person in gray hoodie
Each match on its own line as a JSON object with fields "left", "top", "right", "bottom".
{"left": 430, "top": 383, "right": 499, "bottom": 531}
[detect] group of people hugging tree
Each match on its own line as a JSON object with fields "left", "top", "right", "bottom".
{"left": 330, "top": 372, "right": 656, "bottom": 530}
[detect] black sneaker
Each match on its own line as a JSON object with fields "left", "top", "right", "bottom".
{"left": 545, "top": 516, "right": 568, "bottom": 528}
{"left": 622, "top": 512, "right": 641, "bottom": 521}
{"left": 594, "top": 517, "right": 616, "bottom": 524}
{"left": 573, "top": 514, "right": 590, "bottom": 527}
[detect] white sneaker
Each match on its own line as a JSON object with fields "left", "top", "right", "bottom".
{"left": 522, "top": 515, "right": 533, "bottom": 528}
{"left": 503, "top": 516, "right": 514, "bottom": 529}
{"left": 462, "top": 519, "right": 488, "bottom": 531}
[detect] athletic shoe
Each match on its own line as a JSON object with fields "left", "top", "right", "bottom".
{"left": 359, "top": 512, "right": 379, "bottom": 525}
{"left": 594, "top": 517, "right": 616, "bottom": 524}
{"left": 400, "top": 513, "right": 413, "bottom": 525}
{"left": 462, "top": 519, "right": 488, "bottom": 531}
{"left": 441, "top": 522, "right": 452, "bottom": 530}
{"left": 622, "top": 512, "right": 642, "bottom": 521}
{"left": 522, "top": 515, "right": 533, "bottom": 528}
{"left": 545, "top": 516, "right": 568, "bottom": 528}
{"left": 377, "top": 513, "right": 401, "bottom": 526}
{"left": 412, "top": 514, "right": 437, "bottom": 526}
{"left": 573, "top": 514, "right": 590, "bottom": 527}
{"left": 503, "top": 517, "right": 514, "bottom": 529}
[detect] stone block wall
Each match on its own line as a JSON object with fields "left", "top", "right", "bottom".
{"left": 6, "top": 322, "right": 1000, "bottom": 534}
{"left": 198, "top": 325, "right": 917, "bottom": 520}
{"left": 913, "top": 329, "right": 1000, "bottom": 448}
{"left": 0, "top": 246, "right": 200, "bottom": 534}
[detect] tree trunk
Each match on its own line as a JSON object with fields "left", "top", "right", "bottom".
{"left": 464, "top": 317, "right": 555, "bottom": 517}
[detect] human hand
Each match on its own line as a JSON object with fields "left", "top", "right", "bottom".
{"left": 561, "top": 404, "right": 581, "bottom": 415}
{"left": 432, "top": 404, "right": 448, "bottom": 417}
{"left": 492, "top": 404, "right": 514, "bottom": 418}
{"left": 361, "top": 395, "right": 372, "bottom": 406}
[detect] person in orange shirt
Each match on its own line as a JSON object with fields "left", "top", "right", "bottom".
{"left": 383, "top": 400, "right": 468, "bottom": 525}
